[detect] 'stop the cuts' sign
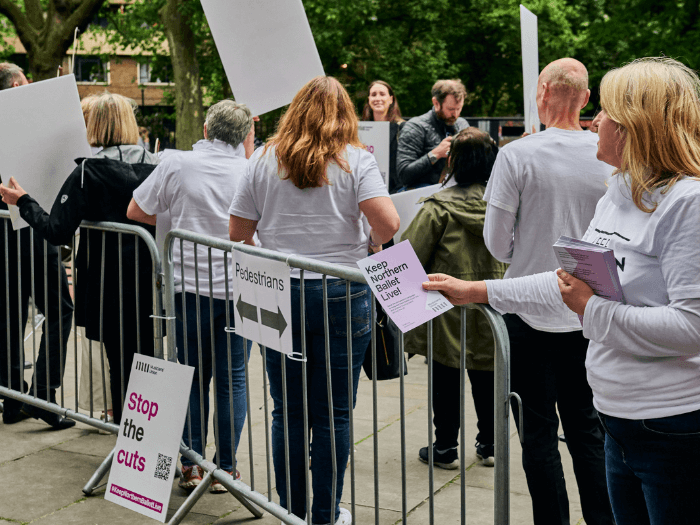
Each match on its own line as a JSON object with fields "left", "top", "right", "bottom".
{"left": 105, "top": 355, "right": 193, "bottom": 522}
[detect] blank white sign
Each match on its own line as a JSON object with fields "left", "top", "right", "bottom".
{"left": 0, "top": 74, "right": 91, "bottom": 229}
{"left": 201, "top": 0, "right": 325, "bottom": 116}
{"left": 520, "top": 5, "right": 541, "bottom": 134}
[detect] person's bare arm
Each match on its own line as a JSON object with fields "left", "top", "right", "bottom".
{"left": 359, "top": 196, "right": 400, "bottom": 246}
{"left": 126, "top": 198, "right": 157, "bottom": 226}
{"left": 422, "top": 274, "right": 489, "bottom": 305}
{"left": 229, "top": 215, "right": 258, "bottom": 246}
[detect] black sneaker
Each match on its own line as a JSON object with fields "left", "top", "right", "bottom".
{"left": 475, "top": 442, "right": 494, "bottom": 467}
{"left": 418, "top": 444, "right": 459, "bottom": 470}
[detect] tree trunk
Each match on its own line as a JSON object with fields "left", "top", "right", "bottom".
{"left": 160, "top": 0, "right": 204, "bottom": 150}
{"left": 0, "top": 0, "right": 105, "bottom": 82}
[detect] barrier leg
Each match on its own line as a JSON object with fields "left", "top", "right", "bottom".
{"left": 167, "top": 470, "right": 214, "bottom": 525}
{"left": 83, "top": 447, "right": 115, "bottom": 496}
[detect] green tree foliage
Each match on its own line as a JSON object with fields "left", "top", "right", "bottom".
{"left": 0, "top": 0, "right": 106, "bottom": 81}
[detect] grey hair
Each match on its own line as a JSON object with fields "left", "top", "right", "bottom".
{"left": 0, "top": 63, "right": 25, "bottom": 91}
{"left": 205, "top": 100, "right": 253, "bottom": 147}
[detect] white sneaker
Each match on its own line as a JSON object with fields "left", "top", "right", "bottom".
{"left": 336, "top": 508, "right": 352, "bottom": 524}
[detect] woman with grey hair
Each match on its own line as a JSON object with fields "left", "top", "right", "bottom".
{"left": 128, "top": 99, "right": 255, "bottom": 493}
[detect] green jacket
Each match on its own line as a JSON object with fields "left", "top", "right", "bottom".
{"left": 400, "top": 184, "right": 507, "bottom": 370}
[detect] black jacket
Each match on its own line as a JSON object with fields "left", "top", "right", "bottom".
{"left": 17, "top": 148, "right": 157, "bottom": 340}
{"left": 396, "top": 109, "right": 468, "bottom": 188}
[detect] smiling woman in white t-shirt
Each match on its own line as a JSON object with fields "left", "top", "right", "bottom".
{"left": 422, "top": 57, "right": 700, "bottom": 524}
{"left": 229, "top": 76, "right": 399, "bottom": 525}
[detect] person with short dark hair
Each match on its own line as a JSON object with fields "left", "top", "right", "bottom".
{"left": 401, "top": 128, "right": 507, "bottom": 469}
{"left": 396, "top": 79, "right": 469, "bottom": 189}
{"left": 127, "top": 100, "right": 255, "bottom": 494}
{"left": 0, "top": 62, "right": 75, "bottom": 429}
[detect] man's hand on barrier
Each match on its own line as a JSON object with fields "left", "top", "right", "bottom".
{"left": 0, "top": 176, "right": 27, "bottom": 206}
{"left": 422, "top": 274, "right": 488, "bottom": 305}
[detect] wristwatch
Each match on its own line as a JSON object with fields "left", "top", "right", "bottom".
{"left": 427, "top": 151, "right": 438, "bottom": 165}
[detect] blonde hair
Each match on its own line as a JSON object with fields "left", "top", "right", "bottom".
{"left": 86, "top": 92, "right": 139, "bottom": 148}
{"left": 265, "top": 76, "right": 363, "bottom": 189}
{"left": 80, "top": 94, "right": 98, "bottom": 127}
{"left": 600, "top": 57, "right": 700, "bottom": 212}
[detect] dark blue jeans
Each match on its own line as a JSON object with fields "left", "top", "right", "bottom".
{"left": 176, "top": 292, "right": 251, "bottom": 471}
{"left": 600, "top": 409, "right": 700, "bottom": 525}
{"left": 265, "top": 279, "right": 371, "bottom": 524}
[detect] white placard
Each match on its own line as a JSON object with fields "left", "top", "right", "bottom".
{"left": 231, "top": 251, "right": 293, "bottom": 355}
{"left": 0, "top": 75, "right": 91, "bottom": 229}
{"left": 105, "top": 355, "right": 194, "bottom": 522}
{"left": 200, "top": 0, "right": 325, "bottom": 116}
{"left": 358, "top": 121, "right": 390, "bottom": 188}
{"left": 520, "top": 5, "right": 541, "bottom": 134}
{"left": 390, "top": 184, "right": 442, "bottom": 243}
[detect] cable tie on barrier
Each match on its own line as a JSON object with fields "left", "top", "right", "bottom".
{"left": 286, "top": 351, "right": 307, "bottom": 362}
{"left": 284, "top": 253, "right": 298, "bottom": 267}
{"left": 224, "top": 327, "right": 236, "bottom": 333}
{"left": 150, "top": 314, "right": 176, "bottom": 320}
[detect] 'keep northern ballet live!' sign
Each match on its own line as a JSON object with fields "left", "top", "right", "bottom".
{"left": 357, "top": 241, "right": 453, "bottom": 332}
{"left": 105, "top": 355, "right": 193, "bottom": 522}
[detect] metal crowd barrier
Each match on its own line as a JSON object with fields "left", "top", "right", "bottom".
{"left": 162, "top": 228, "right": 519, "bottom": 525}
{"left": 0, "top": 211, "right": 165, "bottom": 496}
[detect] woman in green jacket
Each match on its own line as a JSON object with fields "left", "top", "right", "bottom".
{"left": 401, "top": 127, "right": 506, "bottom": 468}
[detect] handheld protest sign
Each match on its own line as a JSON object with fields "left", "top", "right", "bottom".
{"left": 231, "top": 251, "right": 293, "bottom": 355}
{"left": 520, "top": 5, "right": 541, "bottom": 134}
{"left": 357, "top": 240, "right": 452, "bottom": 333}
{"left": 0, "top": 74, "right": 91, "bottom": 229}
{"left": 200, "top": 0, "right": 324, "bottom": 116}
{"left": 105, "top": 355, "right": 193, "bottom": 522}
{"left": 358, "top": 121, "right": 391, "bottom": 189}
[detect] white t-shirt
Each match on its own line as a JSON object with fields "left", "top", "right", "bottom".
{"left": 483, "top": 128, "right": 614, "bottom": 331}
{"left": 228, "top": 144, "right": 389, "bottom": 278}
{"left": 133, "top": 139, "right": 248, "bottom": 299}
{"left": 486, "top": 174, "right": 700, "bottom": 420}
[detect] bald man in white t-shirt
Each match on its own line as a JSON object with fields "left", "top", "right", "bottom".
{"left": 483, "top": 59, "right": 615, "bottom": 525}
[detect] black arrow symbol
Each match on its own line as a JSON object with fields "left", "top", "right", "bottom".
{"left": 236, "top": 295, "right": 258, "bottom": 323}
{"left": 260, "top": 306, "right": 288, "bottom": 338}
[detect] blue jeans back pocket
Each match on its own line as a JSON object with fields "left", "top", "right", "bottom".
{"left": 326, "top": 282, "right": 371, "bottom": 338}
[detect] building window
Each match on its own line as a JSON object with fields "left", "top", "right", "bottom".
{"left": 138, "top": 57, "right": 172, "bottom": 85}
{"left": 75, "top": 56, "right": 108, "bottom": 83}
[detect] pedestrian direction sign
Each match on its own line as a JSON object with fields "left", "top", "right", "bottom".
{"left": 231, "top": 251, "right": 293, "bottom": 354}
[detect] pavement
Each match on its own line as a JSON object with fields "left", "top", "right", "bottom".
{"left": 1, "top": 329, "right": 588, "bottom": 525}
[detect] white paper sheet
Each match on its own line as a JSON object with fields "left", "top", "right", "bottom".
{"left": 201, "top": 0, "right": 325, "bottom": 116}
{"left": 520, "top": 5, "right": 541, "bottom": 134}
{"left": 0, "top": 75, "right": 91, "bottom": 229}
{"left": 390, "top": 184, "right": 442, "bottom": 244}
{"left": 358, "top": 121, "right": 391, "bottom": 189}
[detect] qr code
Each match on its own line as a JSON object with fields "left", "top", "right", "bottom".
{"left": 154, "top": 453, "right": 172, "bottom": 481}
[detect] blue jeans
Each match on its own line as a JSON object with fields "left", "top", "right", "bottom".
{"left": 176, "top": 292, "right": 251, "bottom": 471}
{"left": 265, "top": 279, "right": 371, "bottom": 524}
{"left": 599, "top": 409, "right": 700, "bottom": 525}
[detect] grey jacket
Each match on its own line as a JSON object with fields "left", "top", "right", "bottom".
{"left": 396, "top": 109, "right": 468, "bottom": 188}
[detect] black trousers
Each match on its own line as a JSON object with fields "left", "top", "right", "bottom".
{"left": 101, "top": 302, "right": 154, "bottom": 425}
{"left": 504, "top": 314, "right": 614, "bottom": 525}
{"left": 432, "top": 359, "right": 494, "bottom": 450}
{"left": 0, "top": 225, "right": 73, "bottom": 414}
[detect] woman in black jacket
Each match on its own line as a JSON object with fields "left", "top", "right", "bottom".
{"left": 1, "top": 93, "right": 159, "bottom": 424}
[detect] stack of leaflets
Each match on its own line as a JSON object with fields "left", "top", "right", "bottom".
{"left": 553, "top": 236, "right": 625, "bottom": 323}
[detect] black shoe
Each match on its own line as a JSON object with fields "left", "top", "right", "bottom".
{"left": 418, "top": 444, "right": 459, "bottom": 470}
{"left": 475, "top": 442, "right": 495, "bottom": 467}
{"left": 3, "top": 409, "right": 32, "bottom": 424}
{"left": 22, "top": 405, "right": 76, "bottom": 430}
